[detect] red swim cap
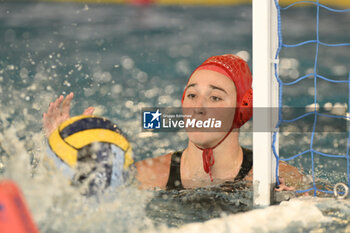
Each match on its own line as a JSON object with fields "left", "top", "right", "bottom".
{"left": 182, "top": 54, "right": 252, "bottom": 128}
{"left": 182, "top": 54, "right": 253, "bottom": 182}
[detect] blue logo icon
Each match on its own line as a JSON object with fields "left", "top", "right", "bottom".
{"left": 143, "top": 109, "right": 162, "bottom": 129}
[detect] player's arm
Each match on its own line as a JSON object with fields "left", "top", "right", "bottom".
{"left": 275, "top": 161, "right": 303, "bottom": 191}
{"left": 134, "top": 153, "right": 172, "bottom": 190}
{"left": 243, "top": 162, "right": 303, "bottom": 191}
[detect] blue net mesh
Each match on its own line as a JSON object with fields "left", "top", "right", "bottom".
{"left": 273, "top": 0, "right": 350, "bottom": 196}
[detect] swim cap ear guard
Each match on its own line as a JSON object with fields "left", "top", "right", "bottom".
{"left": 46, "top": 115, "right": 134, "bottom": 196}
{"left": 235, "top": 88, "right": 253, "bottom": 128}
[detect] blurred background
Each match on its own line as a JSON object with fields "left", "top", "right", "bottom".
{"left": 2, "top": 0, "right": 349, "bottom": 7}
{"left": 0, "top": 0, "right": 349, "bottom": 187}
{"left": 0, "top": 0, "right": 254, "bottom": 163}
{"left": 0, "top": 0, "right": 350, "bottom": 232}
{"left": 0, "top": 1, "right": 254, "bottom": 231}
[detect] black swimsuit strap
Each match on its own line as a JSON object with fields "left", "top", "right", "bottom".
{"left": 166, "top": 151, "right": 184, "bottom": 190}
{"left": 234, "top": 147, "right": 253, "bottom": 181}
{"left": 165, "top": 148, "right": 253, "bottom": 190}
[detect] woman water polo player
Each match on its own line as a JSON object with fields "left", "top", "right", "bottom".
{"left": 43, "top": 54, "right": 301, "bottom": 192}
{"left": 135, "top": 54, "right": 302, "bottom": 191}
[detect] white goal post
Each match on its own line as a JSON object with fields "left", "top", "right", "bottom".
{"left": 252, "top": 0, "right": 279, "bottom": 206}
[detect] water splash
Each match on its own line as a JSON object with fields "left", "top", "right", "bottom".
{"left": 0, "top": 117, "right": 154, "bottom": 233}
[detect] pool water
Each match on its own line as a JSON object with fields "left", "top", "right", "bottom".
{"left": 0, "top": 1, "right": 350, "bottom": 232}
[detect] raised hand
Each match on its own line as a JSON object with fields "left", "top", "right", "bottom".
{"left": 43, "top": 92, "right": 95, "bottom": 138}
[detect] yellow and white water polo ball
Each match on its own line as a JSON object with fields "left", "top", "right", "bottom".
{"left": 47, "top": 115, "right": 134, "bottom": 194}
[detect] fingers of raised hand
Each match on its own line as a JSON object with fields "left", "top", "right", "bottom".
{"left": 61, "top": 92, "right": 74, "bottom": 117}
{"left": 47, "top": 95, "right": 63, "bottom": 117}
{"left": 53, "top": 95, "right": 64, "bottom": 116}
{"left": 43, "top": 93, "right": 74, "bottom": 137}
{"left": 83, "top": 106, "right": 95, "bottom": 116}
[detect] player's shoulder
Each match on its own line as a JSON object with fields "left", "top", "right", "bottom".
{"left": 135, "top": 153, "right": 172, "bottom": 169}
{"left": 135, "top": 153, "right": 173, "bottom": 189}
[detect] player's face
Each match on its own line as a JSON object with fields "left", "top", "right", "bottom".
{"left": 182, "top": 69, "right": 237, "bottom": 148}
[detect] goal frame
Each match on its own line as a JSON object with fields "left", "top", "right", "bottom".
{"left": 252, "top": 0, "right": 279, "bottom": 206}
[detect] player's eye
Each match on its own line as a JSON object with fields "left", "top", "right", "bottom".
{"left": 210, "top": 96, "right": 222, "bottom": 102}
{"left": 187, "top": 93, "right": 196, "bottom": 99}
